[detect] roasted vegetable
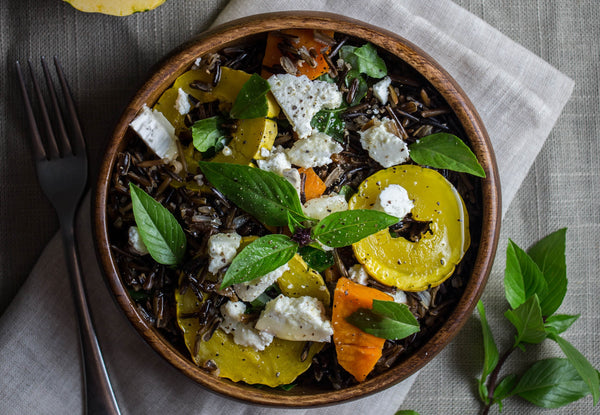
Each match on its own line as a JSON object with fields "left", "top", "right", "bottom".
{"left": 63, "top": 0, "right": 165, "bottom": 16}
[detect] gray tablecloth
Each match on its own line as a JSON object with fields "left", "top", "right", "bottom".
{"left": 1, "top": 1, "right": 598, "bottom": 414}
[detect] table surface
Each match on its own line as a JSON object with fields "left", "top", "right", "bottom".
{"left": 1, "top": 1, "right": 598, "bottom": 414}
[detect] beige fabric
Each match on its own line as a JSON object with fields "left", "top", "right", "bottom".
{"left": 1, "top": 0, "right": 597, "bottom": 414}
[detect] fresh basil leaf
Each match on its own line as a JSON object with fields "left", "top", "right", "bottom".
{"left": 408, "top": 133, "right": 486, "bottom": 177}
{"left": 395, "top": 411, "right": 420, "bottom": 415}
{"left": 278, "top": 383, "right": 296, "bottom": 391}
{"left": 191, "top": 115, "right": 229, "bottom": 154}
{"left": 312, "top": 209, "right": 398, "bottom": 248}
{"left": 198, "top": 161, "right": 307, "bottom": 227}
{"left": 549, "top": 333, "right": 600, "bottom": 405}
{"left": 353, "top": 43, "right": 387, "bottom": 79}
{"left": 339, "top": 46, "right": 369, "bottom": 105}
{"left": 129, "top": 183, "right": 186, "bottom": 265}
{"left": 527, "top": 228, "right": 567, "bottom": 316}
{"left": 310, "top": 107, "right": 346, "bottom": 143}
{"left": 478, "top": 381, "right": 490, "bottom": 405}
{"left": 511, "top": 358, "right": 592, "bottom": 408}
{"left": 504, "top": 239, "right": 547, "bottom": 310}
{"left": 493, "top": 373, "right": 518, "bottom": 402}
{"left": 346, "top": 300, "right": 419, "bottom": 340}
{"left": 230, "top": 73, "right": 270, "bottom": 119}
{"left": 298, "top": 246, "right": 334, "bottom": 272}
{"left": 544, "top": 314, "right": 580, "bottom": 336}
{"left": 477, "top": 301, "right": 499, "bottom": 384}
{"left": 504, "top": 294, "right": 546, "bottom": 346}
{"left": 221, "top": 234, "right": 298, "bottom": 289}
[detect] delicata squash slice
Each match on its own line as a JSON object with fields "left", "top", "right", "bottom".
{"left": 349, "top": 165, "right": 470, "bottom": 292}
{"left": 175, "top": 237, "right": 330, "bottom": 386}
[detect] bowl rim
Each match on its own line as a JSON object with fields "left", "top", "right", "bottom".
{"left": 93, "top": 11, "right": 501, "bottom": 407}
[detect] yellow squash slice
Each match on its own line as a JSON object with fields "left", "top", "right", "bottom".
{"left": 175, "top": 238, "right": 330, "bottom": 386}
{"left": 349, "top": 165, "right": 470, "bottom": 291}
{"left": 153, "top": 67, "right": 279, "bottom": 165}
{"left": 64, "top": 0, "right": 165, "bottom": 16}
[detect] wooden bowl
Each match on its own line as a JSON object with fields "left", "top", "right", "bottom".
{"left": 94, "top": 11, "right": 501, "bottom": 407}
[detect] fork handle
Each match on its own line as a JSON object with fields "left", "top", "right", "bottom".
{"left": 61, "top": 223, "right": 121, "bottom": 415}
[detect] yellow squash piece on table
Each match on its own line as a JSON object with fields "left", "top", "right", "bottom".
{"left": 175, "top": 239, "right": 329, "bottom": 387}
{"left": 63, "top": 0, "right": 165, "bottom": 16}
{"left": 153, "top": 67, "right": 280, "bottom": 165}
{"left": 349, "top": 165, "right": 470, "bottom": 292}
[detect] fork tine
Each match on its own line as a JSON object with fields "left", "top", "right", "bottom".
{"left": 27, "top": 59, "right": 60, "bottom": 159}
{"left": 41, "top": 57, "right": 72, "bottom": 156}
{"left": 15, "top": 61, "right": 46, "bottom": 161}
{"left": 54, "top": 57, "right": 86, "bottom": 156}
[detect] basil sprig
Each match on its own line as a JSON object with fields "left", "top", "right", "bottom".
{"left": 476, "top": 228, "right": 599, "bottom": 412}
{"left": 129, "top": 183, "right": 187, "bottom": 265}
{"left": 191, "top": 115, "right": 229, "bottom": 156}
{"left": 340, "top": 43, "right": 387, "bottom": 105}
{"left": 230, "top": 73, "right": 271, "bottom": 119}
{"left": 346, "top": 299, "right": 419, "bottom": 340}
{"left": 409, "top": 133, "right": 486, "bottom": 177}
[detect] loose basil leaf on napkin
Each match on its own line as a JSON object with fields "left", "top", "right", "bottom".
{"left": 298, "top": 245, "right": 334, "bottom": 272}
{"left": 311, "top": 209, "right": 398, "bottom": 248}
{"left": 544, "top": 314, "right": 580, "bottom": 336}
{"left": 492, "top": 374, "right": 518, "bottom": 409}
{"left": 549, "top": 333, "right": 600, "bottom": 405}
{"left": 504, "top": 239, "right": 547, "bottom": 310}
{"left": 191, "top": 115, "right": 229, "bottom": 155}
{"left": 409, "top": 133, "right": 486, "bottom": 177}
{"left": 511, "top": 358, "right": 593, "bottom": 408}
{"left": 527, "top": 228, "right": 567, "bottom": 316}
{"left": 477, "top": 300, "right": 499, "bottom": 400}
{"left": 129, "top": 183, "right": 186, "bottom": 265}
{"left": 198, "top": 161, "right": 308, "bottom": 227}
{"left": 346, "top": 299, "right": 419, "bottom": 340}
{"left": 504, "top": 294, "right": 547, "bottom": 347}
{"left": 230, "top": 73, "right": 270, "bottom": 119}
{"left": 221, "top": 234, "right": 298, "bottom": 289}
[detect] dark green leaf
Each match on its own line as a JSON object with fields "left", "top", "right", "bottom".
{"left": 310, "top": 107, "right": 346, "bottom": 142}
{"left": 230, "top": 73, "right": 270, "bottom": 119}
{"left": 395, "top": 411, "right": 420, "bottom": 415}
{"left": 198, "top": 161, "right": 307, "bottom": 227}
{"left": 338, "top": 185, "right": 356, "bottom": 201}
{"left": 511, "top": 358, "right": 592, "bottom": 408}
{"left": 493, "top": 373, "right": 518, "bottom": 402}
{"left": 191, "top": 115, "right": 228, "bottom": 154}
{"left": 346, "top": 300, "right": 419, "bottom": 340}
{"left": 312, "top": 209, "right": 398, "bottom": 248}
{"left": 247, "top": 284, "right": 281, "bottom": 313}
{"left": 477, "top": 301, "right": 499, "bottom": 383}
{"left": 298, "top": 246, "right": 334, "bottom": 272}
{"left": 504, "top": 239, "right": 547, "bottom": 310}
{"left": 550, "top": 334, "right": 599, "bottom": 405}
{"left": 278, "top": 383, "right": 296, "bottom": 391}
{"left": 504, "top": 294, "right": 546, "bottom": 346}
{"left": 528, "top": 228, "right": 567, "bottom": 316}
{"left": 339, "top": 46, "right": 370, "bottom": 105}
{"left": 478, "top": 381, "right": 490, "bottom": 405}
{"left": 545, "top": 314, "right": 580, "bottom": 336}
{"left": 408, "top": 133, "right": 486, "bottom": 177}
{"left": 129, "top": 183, "right": 186, "bottom": 265}
{"left": 221, "top": 234, "right": 298, "bottom": 289}
{"left": 352, "top": 43, "right": 387, "bottom": 79}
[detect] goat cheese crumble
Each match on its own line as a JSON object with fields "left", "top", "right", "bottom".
{"left": 207, "top": 232, "right": 241, "bottom": 274}
{"left": 373, "top": 184, "right": 414, "bottom": 219}
{"left": 360, "top": 118, "right": 410, "bottom": 168}
{"left": 286, "top": 131, "right": 343, "bottom": 168}
{"left": 129, "top": 105, "right": 178, "bottom": 161}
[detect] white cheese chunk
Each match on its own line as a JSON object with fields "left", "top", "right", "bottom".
{"left": 255, "top": 295, "right": 333, "bottom": 342}
{"left": 127, "top": 226, "right": 148, "bottom": 255}
{"left": 129, "top": 105, "right": 178, "bottom": 161}
{"left": 219, "top": 301, "right": 274, "bottom": 351}
{"left": 267, "top": 74, "right": 343, "bottom": 139}
{"left": 360, "top": 118, "right": 410, "bottom": 168}
{"left": 234, "top": 263, "right": 290, "bottom": 302}
{"left": 302, "top": 194, "right": 348, "bottom": 221}
{"left": 348, "top": 264, "right": 369, "bottom": 285}
{"left": 391, "top": 290, "right": 408, "bottom": 304}
{"left": 286, "top": 131, "right": 343, "bottom": 168}
{"left": 373, "top": 184, "right": 414, "bottom": 219}
{"left": 221, "top": 145, "right": 233, "bottom": 157}
{"left": 372, "top": 76, "right": 392, "bottom": 105}
{"left": 256, "top": 145, "right": 291, "bottom": 176}
{"left": 207, "top": 232, "right": 241, "bottom": 274}
{"left": 175, "top": 87, "right": 191, "bottom": 115}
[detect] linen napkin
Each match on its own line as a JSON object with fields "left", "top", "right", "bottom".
{"left": 0, "top": 1, "right": 573, "bottom": 414}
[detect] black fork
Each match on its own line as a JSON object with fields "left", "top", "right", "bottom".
{"left": 16, "top": 57, "right": 121, "bottom": 415}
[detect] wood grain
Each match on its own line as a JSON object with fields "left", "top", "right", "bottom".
{"left": 94, "top": 11, "right": 501, "bottom": 407}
